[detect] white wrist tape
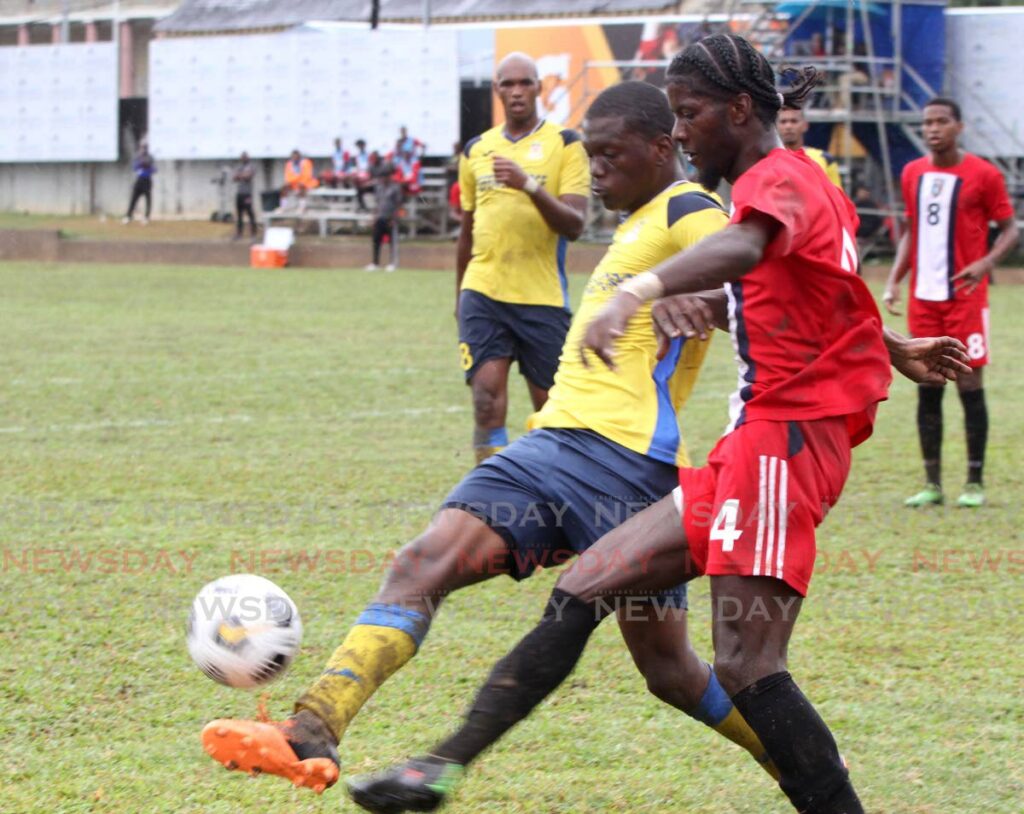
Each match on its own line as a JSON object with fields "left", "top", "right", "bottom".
{"left": 523, "top": 177, "right": 540, "bottom": 195}
{"left": 619, "top": 272, "right": 665, "bottom": 302}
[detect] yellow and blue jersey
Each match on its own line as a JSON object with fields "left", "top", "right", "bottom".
{"left": 528, "top": 181, "right": 728, "bottom": 467}
{"left": 804, "top": 146, "right": 842, "bottom": 188}
{"left": 459, "top": 120, "right": 591, "bottom": 308}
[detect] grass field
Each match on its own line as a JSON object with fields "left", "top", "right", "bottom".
{"left": 0, "top": 261, "right": 1021, "bottom": 813}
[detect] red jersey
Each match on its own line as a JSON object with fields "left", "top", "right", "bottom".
{"left": 902, "top": 153, "right": 1013, "bottom": 305}
{"left": 726, "top": 148, "right": 892, "bottom": 446}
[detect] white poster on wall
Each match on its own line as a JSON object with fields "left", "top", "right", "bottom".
{"left": 947, "top": 9, "right": 1024, "bottom": 158}
{"left": 149, "top": 28, "right": 460, "bottom": 160}
{"left": 0, "top": 43, "right": 118, "bottom": 162}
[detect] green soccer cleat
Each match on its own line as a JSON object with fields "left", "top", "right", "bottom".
{"left": 956, "top": 483, "right": 985, "bottom": 508}
{"left": 348, "top": 755, "right": 464, "bottom": 814}
{"left": 904, "top": 484, "right": 943, "bottom": 507}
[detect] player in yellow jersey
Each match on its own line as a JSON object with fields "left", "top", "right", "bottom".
{"left": 457, "top": 53, "right": 591, "bottom": 464}
{"left": 777, "top": 105, "right": 842, "bottom": 187}
{"left": 200, "top": 82, "right": 778, "bottom": 803}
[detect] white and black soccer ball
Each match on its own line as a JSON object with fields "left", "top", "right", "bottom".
{"left": 186, "top": 574, "right": 302, "bottom": 688}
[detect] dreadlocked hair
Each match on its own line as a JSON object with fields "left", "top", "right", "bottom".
{"left": 666, "top": 33, "right": 821, "bottom": 125}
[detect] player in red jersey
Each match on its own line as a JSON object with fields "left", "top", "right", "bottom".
{"left": 343, "top": 36, "right": 970, "bottom": 814}
{"left": 883, "top": 98, "right": 1019, "bottom": 508}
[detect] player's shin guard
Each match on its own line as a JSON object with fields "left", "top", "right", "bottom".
{"left": 473, "top": 427, "right": 508, "bottom": 465}
{"left": 294, "top": 603, "right": 431, "bottom": 741}
{"left": 432, "top": 588, "right": 606, "bottom": 765}
{"left": 959, "top": 388, "right": 988, "bottom": 485}
{"left": 688, "top": 666, "right": 779, "bottom": 780}
{"left": 731, "top": 672, "right": 863, "bottom": 814}
{"left": 917, "top": 386, "right": 944, "bottom": 486}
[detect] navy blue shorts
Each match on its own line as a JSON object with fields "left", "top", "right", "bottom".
{"left": 457, "top": 289, "right": 570, "bottom": 390}
{"left": 442, "top": 428, "right": 688, "bottom": 608}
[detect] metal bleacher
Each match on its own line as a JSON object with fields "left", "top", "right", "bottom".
{"left": 265, "top": 167, "right": 451, "bottom": 239}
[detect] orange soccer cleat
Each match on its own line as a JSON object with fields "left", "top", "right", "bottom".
{"left": 201, "top": 707, "right": 340, "bottom": 794}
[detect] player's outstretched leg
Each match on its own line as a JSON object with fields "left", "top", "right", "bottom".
{"left": 201, "top": 509, "right": 510, "bottom": 792}
{"left": 712, "top": 575, "right": 863, "bottom": 814}
{"left": 348, "top": 497, "right": 776, "bottom": 813}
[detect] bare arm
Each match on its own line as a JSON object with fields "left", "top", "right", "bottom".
{"left": 883, "top": 327, "right": 971, "bottom": 385}
{"left": 455, "top": 210, "right": 474, "bottom": 318}
{"left": 492, "top": 157, "right": 587, "bottom": 241}
{"left": 951, "top": 217, "right": 1021, "bottom": 295}
{"left": 883, "top": 231, "right": 912, "bottom": 315}
{"left": 650, "top": 289, "right": 728, "bottom": 359}
{"left": 581, "top": 215, "right": 776, "bottom": 369}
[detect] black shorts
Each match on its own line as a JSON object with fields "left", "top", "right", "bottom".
{"left": 442, "top": 428, "right": 687, "bottom": 608}
{"left": 457, "top": 289, "right": 570, "bottom": 390}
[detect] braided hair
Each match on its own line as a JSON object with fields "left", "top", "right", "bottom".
{"left": 666, "top": 33, "right": 820, "bottom": 125}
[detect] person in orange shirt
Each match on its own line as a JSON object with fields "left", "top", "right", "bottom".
{"left": 282, "top": 149, "right": 318, "bottom": 212}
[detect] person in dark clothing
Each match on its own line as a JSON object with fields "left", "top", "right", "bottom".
{"left": 233, "top": 152, "right": 257, "bottom": 239}
{"left": 365, "top": 164, "right": 404, "bottom": 272}
{"left": 123, "top": 142, "right": 156, "bottom": 224}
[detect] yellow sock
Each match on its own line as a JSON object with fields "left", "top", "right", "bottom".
{"left": 690, "top": 666, "right": 780, "bottom": 780}
{"left": 295, "top": 603, "right": 429, "bottom": 740}
{"left": 473, "top": 444, "right": 505, "bottom": 465}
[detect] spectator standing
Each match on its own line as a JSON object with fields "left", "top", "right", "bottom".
{"left": 233, "top": 151, "right": 257, "bottom": 240}
{"left": 123, "top": 142, "right": 156, "bottom": 224}
{"left": 365, "top": 164, "right": 404, "bottom": 272}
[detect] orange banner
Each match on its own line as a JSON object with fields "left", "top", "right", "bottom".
{"left": 493, "top": 25, "right": 621, "bottom": 129}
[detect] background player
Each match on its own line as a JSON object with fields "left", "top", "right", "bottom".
{"left": 883, "top": 97, "right": 1019, "bottom": 508}
{"left": 201, "top": 81, "right": 779, "bottom": 797}
{"left": 776, "top": 104, "right": 842, "bottom": 187}
{"left": 457, "top": 52, "right": 590, "bottom": 464}
{"left": 349, "top": 36, "right": 972, "bottom": 814}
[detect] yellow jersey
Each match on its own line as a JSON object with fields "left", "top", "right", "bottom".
{"left": 459, "top": 120, "right": 591, "bottom": 308}
{"left": 528, "top": 182, "right": 728, "bottom": 466}
{"left": 804, "top": 146, "right": 842, "bottom": 188}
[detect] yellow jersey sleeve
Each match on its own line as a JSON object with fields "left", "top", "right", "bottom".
{"left": 529, "top": 182, "right": 728, "bottom": 466}
{"left": 459, "top": 122, "right": 590, "bottom": 308}
{"left": 806, "top": 146, "right": 842, "bottom": 188}
{"left": 557, "top": 132, "right": 592, "bottom": 198}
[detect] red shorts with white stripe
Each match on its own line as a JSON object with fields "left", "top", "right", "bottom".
{"left": 675, "top": 417, "right": 852, "bottom": 596}
{"left": 908, "top": 298, "right": 989, "bottom": 368}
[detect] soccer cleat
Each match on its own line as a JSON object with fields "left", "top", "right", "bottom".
{"left": 904, "top": 484, "right": 943, "bottom": 507}
{"left": 364, "top": 263, "right": 380, "bottom": 272}
{"left": 956, "top": 483, "right": 985, "bottom": 508}
{"left": 348, "top": 755, "right": 464, "bottom": 814}
{"left": 385, "top": 263, "right": 397, "bottom": 272}
{"left": 201, "top": 710, "right": 340, "bottom": 794}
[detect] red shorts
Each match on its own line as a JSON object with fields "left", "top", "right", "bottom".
{"left": 908, "top": 298, "right": 989, "bottom": 367}
{"left": 675, "top": 417, "right": 852, "bottom": 596}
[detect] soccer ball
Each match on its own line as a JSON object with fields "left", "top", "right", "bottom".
{"left": 186, "top": 574, "right": 302, "bottom": 688}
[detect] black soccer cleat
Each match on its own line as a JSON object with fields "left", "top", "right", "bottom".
{"left": 347, "top": 755, "right": 464, "bottom": 814}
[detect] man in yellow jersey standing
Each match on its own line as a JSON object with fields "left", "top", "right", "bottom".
{"left": 200, "top": 82, "right": 779, "bottom": 799}
{"left": 456, "top": 53, "right": 591, "bottom": 464}
{"left": 777, "top": 104, "right": 843, "bottom": 187}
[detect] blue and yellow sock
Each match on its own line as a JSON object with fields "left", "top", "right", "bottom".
{"left": 473, "top": 427, "right": 508, "bottom": 465}
{"left": 295, "top": 603, "right": 431, "bottom": 741}
{"left": 688, "top": 666, "right": 780, "bottom": 780}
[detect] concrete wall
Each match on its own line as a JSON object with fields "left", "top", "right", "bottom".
{"left": 0, "top": 158, "right": 282, "bottom": 219}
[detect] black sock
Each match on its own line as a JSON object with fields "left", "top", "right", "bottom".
{"left": 432, "top": 589, "right": 606, "bottom": 766}
{"left": 959, "top": 388, "right": 988, "bottom": 485}
{"left": 917, "top": 386, "right": 944, "bottom": 485}
{"left": 731, "top": 672, "right": 863, "bottom": 814}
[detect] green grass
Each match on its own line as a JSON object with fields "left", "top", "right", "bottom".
{"left": 0, "top": 261, "right": 1021, "bottom": 813}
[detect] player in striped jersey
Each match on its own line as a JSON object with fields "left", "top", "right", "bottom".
{"left": 883, "top": 98, "right": 1019, "bottom": 508}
